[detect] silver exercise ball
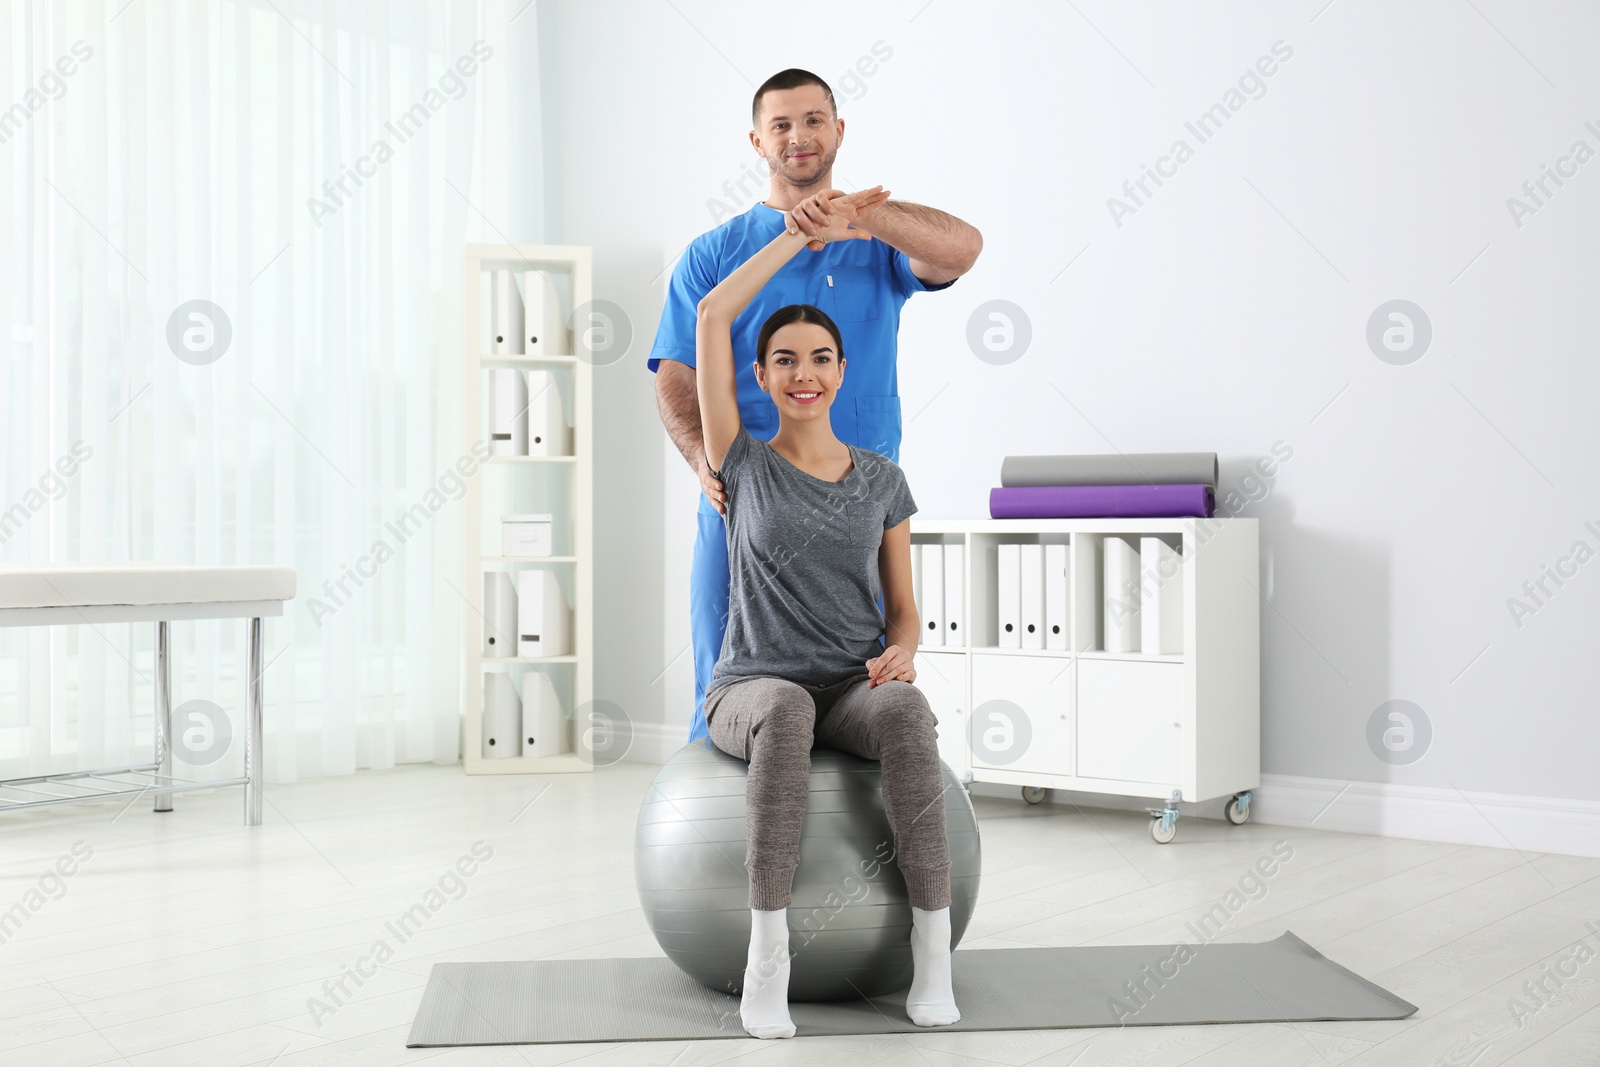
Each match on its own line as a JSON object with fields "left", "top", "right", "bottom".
{"left": 635, "top": 738, "right": 982, "bottom": 1002}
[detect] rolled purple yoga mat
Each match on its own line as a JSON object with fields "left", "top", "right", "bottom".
{"left": 989, "top": 483, "right": 1215, "bottom": 519}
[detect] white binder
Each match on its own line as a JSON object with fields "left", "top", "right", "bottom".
{"left": 1020, "top": 543, "right": 1045, "bottom": 650}
{"left": 488, "top": 368, "right": 528, "bottom": 456}
{"left": 483, "top": 571, "right": 517, "bottom": 658}
{"left": 1045, "top": 543, "right": 1069, "bottom": 651}
{"left": 997, "top": 543, "right": 1021, "bottom": 649}
{"left": 910, "top": 543, "right": 923, "bottom": 633}
{"left": 482, "top": 672, "right": 521, "bottom": 758}
{"left": 1103, "top": 534, "right": 1141, "bottom": 653}
{"left": 920, "top": 544, "right": 944, "bottom": 648}
{"left": 517, "top": 569, "right": 572, "bottom": 658}
{"left": 520, "top": 670, "right": 567, "bottom": 758}
{"left": 943, "top": 543, "right": 964, "bottom": 647}
{"left": 489, "top": 269, "right": 524, "bottom": 355}
{"left": 1072, "top": 535, "right": 1101, "bottom": 652}
{"left": 524, "top": 271, "right": 568, "bottom": 356}
{"left": 526, "top": 369, "right": 573, "bottom": 457}
{"left": 1140, "top": 536, "right": 1185, "bottom": 655}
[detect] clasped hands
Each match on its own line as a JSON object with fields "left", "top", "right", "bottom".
{"left": 785, "top": 186, "right": 891, "bottom": 250}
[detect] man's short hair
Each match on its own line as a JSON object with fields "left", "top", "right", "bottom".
{"left": 752, "top": 69, "right": 836, "bottom": 129}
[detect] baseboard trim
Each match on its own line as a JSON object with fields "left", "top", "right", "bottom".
{"left": 623, "top": 734, "right": 1600, "bottom": 859}
{"left": 964, "top": 774, "right": 1600, "bottom": 859}
{"left": 1242, "top": 773, "right": 1600, "bottom": 859}
{"left": 625, "top": 722, "right": 683, "bottom": 766}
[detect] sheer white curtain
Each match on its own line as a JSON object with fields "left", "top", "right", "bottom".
{"left": 0, "top": 0, "right": 538, "bottom": 785}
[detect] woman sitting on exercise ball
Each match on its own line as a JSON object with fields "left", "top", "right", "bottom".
{"left": 695, "top": 185, "right": 958, "bottom": 1040}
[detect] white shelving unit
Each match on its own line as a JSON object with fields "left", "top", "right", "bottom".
{"left": 461, "top": 244, "right": 593, "bottom": 775}
{"left": 909, "top": 517, "right": 1259, "bottom": 842}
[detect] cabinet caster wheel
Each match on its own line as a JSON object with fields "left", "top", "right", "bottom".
{"left": 1021, "top": 786, "right": 1047, "bottom": 805}
{"left": 1147, "top": 789, "right": 1182, "bottom": 844}
{"left": 1225, "top": 791, "right": 1252, "bottom": 825}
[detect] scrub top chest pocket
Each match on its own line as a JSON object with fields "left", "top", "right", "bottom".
{"left": 740, "top": 402, "right": 776, "bottom": 439}
{"left": 821, "top": 267, "right": 882, "bottom": 322}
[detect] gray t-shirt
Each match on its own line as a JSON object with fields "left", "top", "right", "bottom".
{"left": 708, "top": 423, "right": 918, "bottom": 694}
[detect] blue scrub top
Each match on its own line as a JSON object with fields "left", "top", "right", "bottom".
{"left": 648, "top": 202, "right": 954, "bottom": 475}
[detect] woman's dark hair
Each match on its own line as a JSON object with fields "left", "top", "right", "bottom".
{"left": 755, "top": 304, "right": 845, "bottom": 368}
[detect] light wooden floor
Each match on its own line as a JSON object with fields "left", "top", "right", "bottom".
{"left": 1, "top": 761, "right": 1597, "bottom": 1067}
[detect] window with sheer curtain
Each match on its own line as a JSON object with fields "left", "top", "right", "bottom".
{"left": 0, "top": 0, "right": 535, "bottom": 787}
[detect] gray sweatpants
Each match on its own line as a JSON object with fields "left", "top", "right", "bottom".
{"left": 704, "top": 672, "right": 952, "bottom": 912}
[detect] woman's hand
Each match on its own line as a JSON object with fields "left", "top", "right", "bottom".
{"left": 788, "top": 186, "right": 891, "bottom": 250}
{"left": 865, "top": 644, "right": 916, "bottom": 687}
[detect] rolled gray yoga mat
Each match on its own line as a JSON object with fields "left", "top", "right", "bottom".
{"left": 405, "top": 931, "right": 1417, "bottom": 1046}
{"left": 1002, "top": 452, "right": 1220, "bottom": 489}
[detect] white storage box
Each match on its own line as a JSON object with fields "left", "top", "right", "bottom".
{"left": 502, "top": 514, "right": 554, "bottom": 557}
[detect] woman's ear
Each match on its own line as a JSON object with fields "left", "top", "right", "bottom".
{"left": 752, "top": 360, "right": 767, "bottom": 392}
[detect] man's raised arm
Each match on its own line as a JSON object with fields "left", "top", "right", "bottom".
{"left": 791, "top": 193, "right": 982, "bottom": 287}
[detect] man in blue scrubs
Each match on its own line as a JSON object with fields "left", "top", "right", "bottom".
{"left": 649, "top": 68, "right": 982, "bottom": 744}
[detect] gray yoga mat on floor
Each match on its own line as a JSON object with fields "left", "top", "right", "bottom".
{"left": 1002, "top": 451, "right": 1220, "bottom": 489}
{"left": 405, "top": 931, "right": 1416, "bottom": 1046}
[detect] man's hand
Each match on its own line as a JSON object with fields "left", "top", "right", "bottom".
{"left": 698, "top": 451, "right": 726, "bottom": 515}
{"left": 787, "top": 187, "right": 890, "bottom": 250}
{"left": 865, "top": 643, "right": 916, "bottom": 687}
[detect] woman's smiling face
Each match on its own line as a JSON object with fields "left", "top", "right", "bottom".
{"left": 755, "top": 321, "right": 845, "bottom": 421}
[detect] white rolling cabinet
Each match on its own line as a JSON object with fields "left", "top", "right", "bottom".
{"left": 912, "top": 651, "right": 969, "bottom": 781}
{"left": 911, "top": 518, "right": 1259, "bottom": 843}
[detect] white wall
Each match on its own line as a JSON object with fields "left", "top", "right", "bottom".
{"left": 537, "top": 1, "right": 1600, "bottom": 806}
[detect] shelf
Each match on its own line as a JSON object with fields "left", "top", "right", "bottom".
{"left": 913, "top": 517, "right": 1202, "bottom": 534}
{"left": 0, "top": 768, "right": 249, "bottom": 810}
{"left": 467, "top": 242, "right": 592, "bottom": 274}
{"left": 965, "top": 646, "right": 1184, "bottom": 664}
{"left": 477, "top": 354, "right": 579, "bottom": 366}
{"left": 464, "top": 245, "right": 593, "bottom": 777}
{"left": 464, "top": 751, "right": 594, "bottom": 775}
{"left": 484, "top": 455, "right": 577, "bottom": 464}
{"left": 904, "top": 517, "right": 1260, "bottom": 824}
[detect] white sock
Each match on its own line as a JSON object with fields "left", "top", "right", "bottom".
{"left": 907, "top": 905, "right": 960, "bottom": 1026}
{"left": 740, "top": 908, "right": 795, "bottom": 1039}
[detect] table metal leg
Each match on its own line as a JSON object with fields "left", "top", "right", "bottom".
{"left": 154, "top": 620, "right": 173, "bottom": 813}
{"left": 245, "top": 616, "right": 263, "bottom": 826}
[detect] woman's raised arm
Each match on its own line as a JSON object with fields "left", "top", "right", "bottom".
{"left": 694, "top": 186, "right": 889, "bottom": 474}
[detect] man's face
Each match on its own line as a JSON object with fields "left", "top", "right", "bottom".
{"left": 751, "top": 86, "right": 842, "bottom": 189}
